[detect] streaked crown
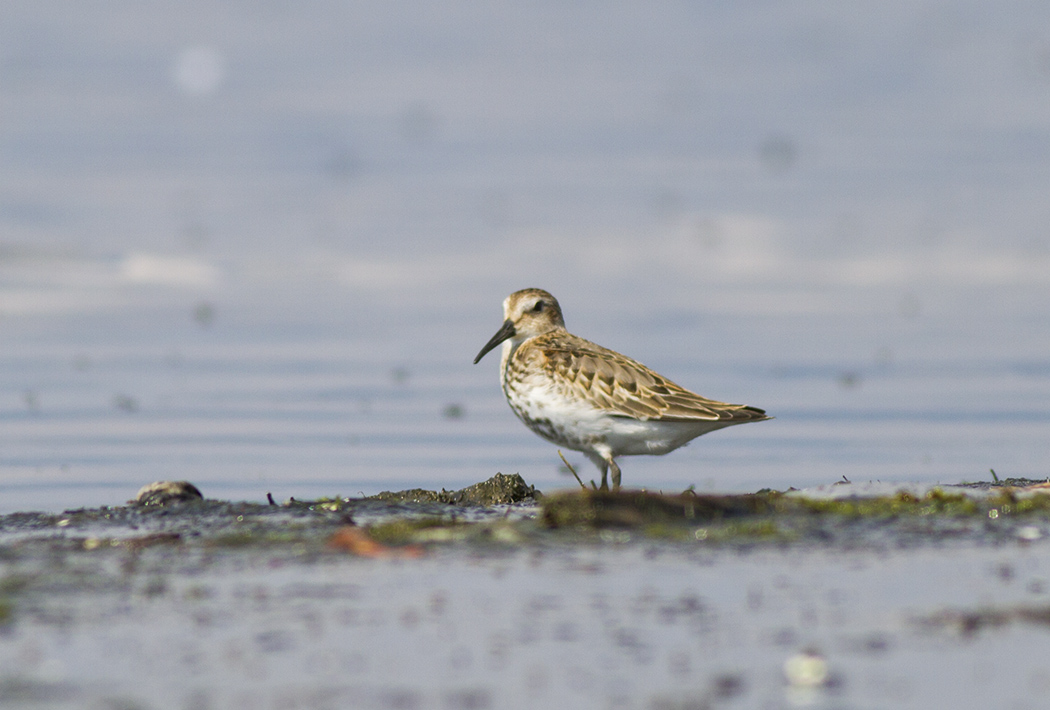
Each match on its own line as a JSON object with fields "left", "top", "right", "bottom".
{"left": 474, "top": 288, "right": 566, "bottom": 364}
{"left": 502, "top": 288, "right": 565, "bottom": 338}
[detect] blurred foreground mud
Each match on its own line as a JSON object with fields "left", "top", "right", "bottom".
{"left": 2, "top": 474, "right": 1050, "bottom": 709}
{"left": 3, "top": 474, "right": 1050, "bottom": 554}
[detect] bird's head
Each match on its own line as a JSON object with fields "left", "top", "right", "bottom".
{"left": 473, "top": 288, "right": 565, "bottom": 364}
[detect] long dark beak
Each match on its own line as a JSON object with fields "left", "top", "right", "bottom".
{"left": 473, "top": 319, "right": 516, "bottom": 364}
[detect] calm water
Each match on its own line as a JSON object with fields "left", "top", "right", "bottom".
{"left": 6, "top": 541, "right": 1050, "bottom": 709}
{"left": 2, "top": 1, "right": 1049, "bottom": 512}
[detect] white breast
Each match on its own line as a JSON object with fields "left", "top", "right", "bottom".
{"left": 499, "top": 339, "right": 729, "bottom": 458}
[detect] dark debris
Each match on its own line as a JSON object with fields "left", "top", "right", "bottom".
{"left": 369, "top": 473, "right": 538, "bottom": 506}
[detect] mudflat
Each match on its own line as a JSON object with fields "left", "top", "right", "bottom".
{"left": 1, "top": 475, "right": 1049, "bottom": 709}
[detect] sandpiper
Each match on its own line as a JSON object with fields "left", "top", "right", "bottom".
{"left": 474, "top": 288, "right": 770, "bottom": 490}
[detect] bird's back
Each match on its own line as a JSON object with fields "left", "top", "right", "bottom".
{"left": 515, "top": 330, "right": 770, "bottom": 425}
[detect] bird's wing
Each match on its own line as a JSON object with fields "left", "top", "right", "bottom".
{"left": 537, "top": 332, "right": 769, "bottom": 423}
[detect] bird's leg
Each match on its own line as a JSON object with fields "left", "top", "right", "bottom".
{"left": 609, "top": 459, "right": 622, "bottom": 491}
{"left": 587, "top": 452, "right": 610, "bottom": 490}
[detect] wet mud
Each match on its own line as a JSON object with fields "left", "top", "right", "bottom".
{"left": 3, "top": 475, "right": 1050, "bottom": 709}
{"left": 5, "top": 475, "right": 1048, "bottom": 556}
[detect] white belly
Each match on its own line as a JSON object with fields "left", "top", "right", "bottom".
{"left": 505, "top": 376, "right": 729, "bottom": 458}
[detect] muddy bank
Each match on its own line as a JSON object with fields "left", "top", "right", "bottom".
{"left": 2, "top": 474, "right": 1049, "bottom": 556}
{"left": 2, "top": 475, "right": 1050, "bottom": 710}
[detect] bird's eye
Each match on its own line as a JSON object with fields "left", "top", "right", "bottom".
{"left": 532, "top": 301, "right": 545, "bottom": 313}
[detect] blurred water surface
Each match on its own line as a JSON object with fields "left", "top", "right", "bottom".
{"left": 1, "top": 1, "right": 1049, "bottom": 512}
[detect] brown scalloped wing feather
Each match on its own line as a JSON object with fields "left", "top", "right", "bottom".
{"left": 534, "top": 332, "right": 769, "bottom": 423}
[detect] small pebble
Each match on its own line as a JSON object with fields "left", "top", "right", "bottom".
{"left": 784, "top": 649, "right": 829, "bottom": 688}
{"left": 132, "top": 481, "right": 204, "bottom": 506}
{"left": 1018, "top": 526, "right": 1042, "bottom": 541}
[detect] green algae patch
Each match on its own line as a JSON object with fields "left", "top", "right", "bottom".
{"left": 700, "top": 519, "right": 794, "bottom": 543}
{"left": 367, "top": 517, "right": 467, "bottom": 545}
{"left": 0, "top": 574, "right": 28, "bottom": 626}
{"left": 792, "top": 489, "right": 982, "bottom": 518}
{"left": 206, "top": 524, "right": 318, "bottom": 549}
{"left": 543, "top": 489, "right": 800, "bottom": 544}
{"left": 541, "top": 489, "right": 779, "bottom": 529}
{"left": 366, "top": 517, "right": 531, "bottom": 546}
{"left": 984, "top": 488, "right": 1050, "bottom": 516}
{"left": 537, "top": 485, "right": 1050, "bottom": 544}
{"left": 641, "top": 519, "right": 795, "bottom": 544}
{"left": 793, "top": 487, "right": 1050, "bottom": 520}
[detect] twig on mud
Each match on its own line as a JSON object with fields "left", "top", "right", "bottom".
{"left": 558, "top": 450, "right": 587, "bottom": 491}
